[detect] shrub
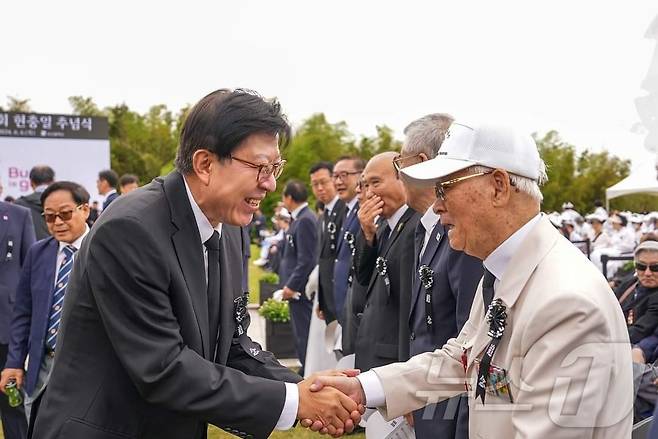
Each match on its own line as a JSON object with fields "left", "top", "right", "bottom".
{"left": 259, "top": 298, "right": 290, "bottom": 323}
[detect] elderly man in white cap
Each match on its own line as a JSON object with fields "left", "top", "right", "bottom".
{"left": 306, "top": 122, "right": 633, "bottom": 438}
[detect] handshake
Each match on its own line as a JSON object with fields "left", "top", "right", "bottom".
{"left": 296, "top": 369, "right": 368, "bottom": 437}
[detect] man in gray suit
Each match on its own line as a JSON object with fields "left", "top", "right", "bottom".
{"left": 31, "top": 89, "right": 361, "bottom": 439}
{"left": 0, "top": 200, "right": 36, "bottom": 439}
{"left": 15, "top": 166, "right": 54, "bottom": 240}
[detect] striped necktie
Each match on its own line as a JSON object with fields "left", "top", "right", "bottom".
{"left": 46, "top": 245, "right": 77, "bottom": 351}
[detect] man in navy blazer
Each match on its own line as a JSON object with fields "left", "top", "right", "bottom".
{"left": 280, "top": 180, "right": 318, "bottom": 374}
{"left": 0, "top": 200, "right": 36, "bottom": 439}
{"left": 0, "top": 181, "right": 90, "bottom": 426}
{"left": 97, "top": 169, "right": 119, "bottom": 211}
{"left": 396, "top": 114, "right": 482, "bottom": 439}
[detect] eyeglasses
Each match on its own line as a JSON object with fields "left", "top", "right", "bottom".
{"left": 635, "top": 262, "right": 658, "bottom": 273}
{"left": 332, "top": 171, "right": 361, "bottom": 181}
{"left": 230, "top": 156, "right": 287, "bottom": 181}
{"left": 434, "top": 171, "right": 492, "bottom": 201}
{"left": 392, "top": 153, "right": 424, "bottom": 172}
{"left": 42, "top": 205, "right": 85, "bottom": 223}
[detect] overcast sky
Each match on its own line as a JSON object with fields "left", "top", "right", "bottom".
{"left": 2, "top": 1, "right": 657, "bottom": 168}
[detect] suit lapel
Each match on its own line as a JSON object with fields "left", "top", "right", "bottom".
{"left": 217, "top": 226, "right": 241, "bottom": 364}
{"left": 336, "top": 204, "right": 358, "bottom": 253}
{"left": 409, "top": 222, "right": 443, "bottom": 319}
{"left": 0, "top": 203, "right": 9, "bottom": 246}
{"left": 38, "top": 239, "right": 59, "bottom": 328}
{"left": 382, "top": 207, "right": 414, "bottom": 257}
{"left": 164, "top": 172, "right": 210, "bottom": 359}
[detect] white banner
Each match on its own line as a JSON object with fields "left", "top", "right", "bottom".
{"left": 0, "top": 136, "right": 110, "bottom": 203}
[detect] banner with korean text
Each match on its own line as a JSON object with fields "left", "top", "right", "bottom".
{"left": 0, "top": 111, "right": 110, "bottom": 202}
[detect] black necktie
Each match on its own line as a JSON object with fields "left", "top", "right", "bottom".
{"left": 205, "top": 231, "right": 221, "bottom": 357}
{"left": 377, "top": 223, "right": 391, "bottom": 253}
{"left": 482, "top": 267, "right": 495, "bottom": 312}
{"left": 414, "top": 222, "right": 426, "bottom": 264}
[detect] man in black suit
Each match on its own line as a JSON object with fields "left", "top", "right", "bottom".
{"left": 353, "top": 152, "right": 420, "bottom": 371}
{"left": 31, "top": 89, "right": 360, "bottom": 439}
{"left": 97, "top": 169, "right": 119, "bottom": 211}
{"left": 396, "top": 114, "right": 483, "bottom": 439}
{"left": 310, "top": 162, "right": 345, "bottom": 325}
{"left": 280, "top": 180, "right": 318, "bottom": 374}
{"left": 0, "top": 200, "right": 35, "bottom": 439}
{"left": 15, "top": 165, "right": 54, "bottom": 240}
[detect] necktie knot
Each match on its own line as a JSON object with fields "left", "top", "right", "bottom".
{"left": 64, "top": 245, "right": 77, "bottom": 258}
{"left": 205, "top": 231, "right": 220, "bottom": 251}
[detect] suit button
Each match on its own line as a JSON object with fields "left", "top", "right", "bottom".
{"left": 410, "top": 332, "right": 415, "bottom": 341}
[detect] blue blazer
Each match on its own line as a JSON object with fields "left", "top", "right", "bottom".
{"left": 5, "top": 237, "right": 59, "bottom": 394}
{"left": 409, "top": 221, "right": 483, "bottom": 439}
{"left": 279, "top": 206, "right": 318, "bottom": 293}
{"left": 102, "top": 191, "right": 119, "bottom": 211}
{"left": 0, "top": 201, "right": 36, "bottom": 344}
{"left": 332, "top": 203, "right": 360, "bottom": 324}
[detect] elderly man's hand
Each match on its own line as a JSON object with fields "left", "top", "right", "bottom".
{"left": 297, "top": 369, "right": 363, "bottom": 437}
{"left": 632, "top": 347, "right": 646, "bottom": 364}
{"left": 357, "top": 195, "right": 383, "bottom": 245}
{"left": 0, "top": 368, "right": 24, "bottom": 393}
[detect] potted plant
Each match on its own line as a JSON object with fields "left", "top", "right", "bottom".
{"left": 258, "top": 272, "right": 280, "bottom": 305}
{"left": 259, "top": 298, "right": 296, "bottom": 359}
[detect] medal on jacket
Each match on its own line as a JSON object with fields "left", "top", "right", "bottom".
{"left": 376, "top": 256, "right": 391, "bottom": 298}
{"left": 5, "top": 238, "right": 13, "bottom": 262}
{"left": 627, "top": 309, "right": 635, "bottom": 325}
{"left": 327, "top": 221, "right": 337, "bottom": 251}
{"left": 286, "top": 233, "right": 294, "bottom": 248}
{"left": 476, "top": 298, "right": 507, "bottom": 404}
{"left": 418, "top": 264, "right": 435, "bottom": 330}
{"left": 345, "top": 231, "right": 356, "bottom": 286}
{"left": 234, "top": 294, "right": 249, "bottom": 336}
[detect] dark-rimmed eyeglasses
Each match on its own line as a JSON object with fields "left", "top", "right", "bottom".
{"left": 392, "top": 153, "right": 424, "bottom": 173}
{"left": 635, "top": 262, "right": 658, "bottom": 273}
{"left": 230, "top": 156, "right": 287, "bottom": 181}
{"left": 331, "top": 171, "right": 361, "bottom": 181}
{"left": 434, "top": 171, "right": 492, "bottom": 201}
{"left": 42, "top": 205, "right": 85, "bottom": 223}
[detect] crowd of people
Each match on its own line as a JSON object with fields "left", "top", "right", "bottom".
{"left": 0, "top": 88, "right": 655, "bottom": 438}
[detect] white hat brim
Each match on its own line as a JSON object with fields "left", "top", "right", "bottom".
{"left": 400, "top": 156, "right": 476, "bottom": 186}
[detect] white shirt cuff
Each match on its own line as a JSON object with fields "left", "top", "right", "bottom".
{"left": 275, "top": 382, "right": 299, "bottom": 430}
{"left": 356, "top": 370, "right": 386, "bottom": 407}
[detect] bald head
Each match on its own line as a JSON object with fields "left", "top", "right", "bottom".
{"left": 362, "top": 151, "right": 407, "bottom": 219}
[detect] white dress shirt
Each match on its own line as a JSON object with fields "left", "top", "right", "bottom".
{"left": 419, "top": 206, "right": 440, "bottom": 258}
{"left": 183, "top": 177, "right": 297, "bottom": 429}
{"left": 385, "top": 204, "right": 409, "bottom": 237}
{"left": 344, "top": 197, "right": 358, "bottom": 219}
{"left": 357, "top": 213, "right": 542, "bottom": 407}
{"left": 291, "top": 202, "right": 309, "bottom": 220}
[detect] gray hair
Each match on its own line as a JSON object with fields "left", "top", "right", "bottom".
{"left": 402, "top": 113, "right": 455, "bottom": 159}
{"left": 470, "top": 162, "right": 548, "bottom": 203}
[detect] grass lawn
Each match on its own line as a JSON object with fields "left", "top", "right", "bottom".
{"left": 248, "top": 243, "right": 265, "bottom": 304}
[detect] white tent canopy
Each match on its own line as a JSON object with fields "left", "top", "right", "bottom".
{"left": 606, "top": 160, "right": 658, "bottom": 204}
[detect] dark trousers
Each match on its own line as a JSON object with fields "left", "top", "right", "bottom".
{"left": 289, "top": 297, "right": 312, "bottom": 374}
{"left": 0, "top": 343, "right": 28, "bottom": 439}
{"left": 412, "top": 394, "right": 469, "bottom": 439}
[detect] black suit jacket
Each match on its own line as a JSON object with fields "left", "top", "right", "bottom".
{"left": 15, "top": 191, "right": 49, "bottom": 240}
{"left": 616, "top": 276, "right": 658, "bottom": 344}
{"left": 318, "top": 199, "right": 346, "bottom": 323}
{"left": 354, "top": 207, "right": 420, "bottom": 371}
{"left": 32, "top": 172, "right": 301, "bottom": 439}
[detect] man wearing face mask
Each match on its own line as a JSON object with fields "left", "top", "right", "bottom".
{"left": 353, "top": 151, "right": 420, "bottom": 372}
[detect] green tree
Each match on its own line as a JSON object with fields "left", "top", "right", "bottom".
{"left": 2, "top": 96, "right": 32, "bottom": 112}
{"left": 68, "top": 96, "right": 104, "bottom": 116}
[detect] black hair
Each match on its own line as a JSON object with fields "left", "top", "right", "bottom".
{"left": 309, "top": 161, "right": 334, "bottom": 176}
{"left": 175, "top": 89, "right": 291, "bottom": 174}
{"left": 335, "top": 156, "right": 366, "bottom": 172}
{"left": 119, "top": 174, "right": 139, "bottom": 187}
{"left": 283, "top": 180, "right": 308, "bottom": 203}
{"left": 29, "top": 165, "right": 55, "bottom": 185}
{"left": 41, "top": 181, "right": 90, "bottom": 205}
{"left": 98, "top": 169, "right": 119, "bottom": 188}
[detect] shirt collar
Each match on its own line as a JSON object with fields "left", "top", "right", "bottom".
{"left": 183, "top": 177, "right": 222, "bottom": 244}
{"left": 291, "top": 203, "right": 309, "bottom": 220}
{"left": 483, "top": 213, "right": 541, "bottom": 281}
{"left": 325, "top": 196, "right": 339, "bottom": 213}
{"left": 386, "top": 204, "right": 408, "bottom": 232}
{"left": 34, "top": 184, "right": 49, "bottom": 193}
{"left": 58, "top": 225, "right": 90, "bottom": 252}
{"left": 105, "top": 189, "right": 117, "bottom": 197}
{"left": 345, "top": 197, "right": 358, "bottom": 213}
{"left": 421, "top": 206, "right": 440, "bottom": 232}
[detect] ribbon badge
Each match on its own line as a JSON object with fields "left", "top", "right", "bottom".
{"left": 418, "top": 264, "right": 435, "bottom": 329}
{"left": 286, "top": 234, "right": 294, "bottom": 248}
{"left": 476, "top": 298, "right": 508, "bottom": 404}
{"left": 234, "top": 294, "right": 249, "bottom": 336}
{"left": 376, "top": 256, "right": 391, "bottom": 297}
{"left": 327, "top": 221, "right": 337, "bottom": 250}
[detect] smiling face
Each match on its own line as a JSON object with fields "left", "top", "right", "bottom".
{"left": 200, "top": 133, "right": 280, "bottom": 227}
{"left": 43, "top": 189, "right": 89, "bottom": 243}
{"left": 362, "top": 152, "right": 406, "bottom": 219}
{"left": 332, "top": 159, "right": 360, "bottom": 203}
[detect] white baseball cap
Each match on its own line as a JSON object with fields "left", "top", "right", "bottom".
{"left": 400, "top": 122, "right": 542, "bottom": 185}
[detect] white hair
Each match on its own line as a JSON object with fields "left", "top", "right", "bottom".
{"left": 402, "top": 113, "right": 455, "bottom": 158}
{"left": 470, "top": 162, "right": 548, "bottom": 203}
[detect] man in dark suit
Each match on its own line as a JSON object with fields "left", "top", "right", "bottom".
{"left": 353, "top": 152, "right": 420, "bottom": 371}
{"left": 28, "top": 90, "right": 360, "bottom": 439}
{"left": 15, "top": 165, "right": 54, "bottom": 240}
{"left": 1, "top": 181, "right": 90, "bottom": 428}
{"left": 396, "top": 114, "right": 482, "bottom": 439}
{"left": 0, "top": 201, "right": 35, "bottom": 439}
{"left": 330, "top": 157, "right": 365, "bottom": 352}
{"left": 97, "top": 169, "right": 119, "bottom": 211}
{"left": 310, "top": 161, "right": 344, "bottom": 325}
{"left": 281, "top": 180, "right": 319, "bottom": 374}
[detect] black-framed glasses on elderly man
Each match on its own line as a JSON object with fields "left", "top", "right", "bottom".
{"left": 434, "top": 171, "right": 492, "bottom": 201}
{"left": 332, "top": 171, "right": 361, "bottom": 181}
{"left": 635, "top": 262, "right": 658, "bottom": 273}
{"left": 42, "top": 205, "right": 85, "bottom": 223}
{"left": 230, "top": 156, "right": 287, "bottom": 181}
{"left": 392, "top": 153, "right": 424, "bottom": 172}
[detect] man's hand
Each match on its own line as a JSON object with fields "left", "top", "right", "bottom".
{"left": 300, "top": 375, "right": 367, "bottom": 434}
{"left": 632, "top": 347, "right": 646, "bottom": 364}
{"left": 357, "top": 195, "right": 383, "bottom": 245}
{"left": 316, "top": 307, "right": 325, "bottom": 320}
{"left": 297, "top": 370, "right": 363, "bottom": 437}
{"left": 0, "top": 368, "right": 24, "bottom": 394}
{"left": 282, "top": 286, "right": 297, "bottom": 300}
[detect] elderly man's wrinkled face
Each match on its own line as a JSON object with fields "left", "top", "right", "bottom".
{"left": 636, "top": 250, "right": 658, "bottom": 289}
{"left": 432, "top": 168, "right": 492, "bottom": 257}
{"left": 362, "top": 155, "right": 406, "bottom": 219}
